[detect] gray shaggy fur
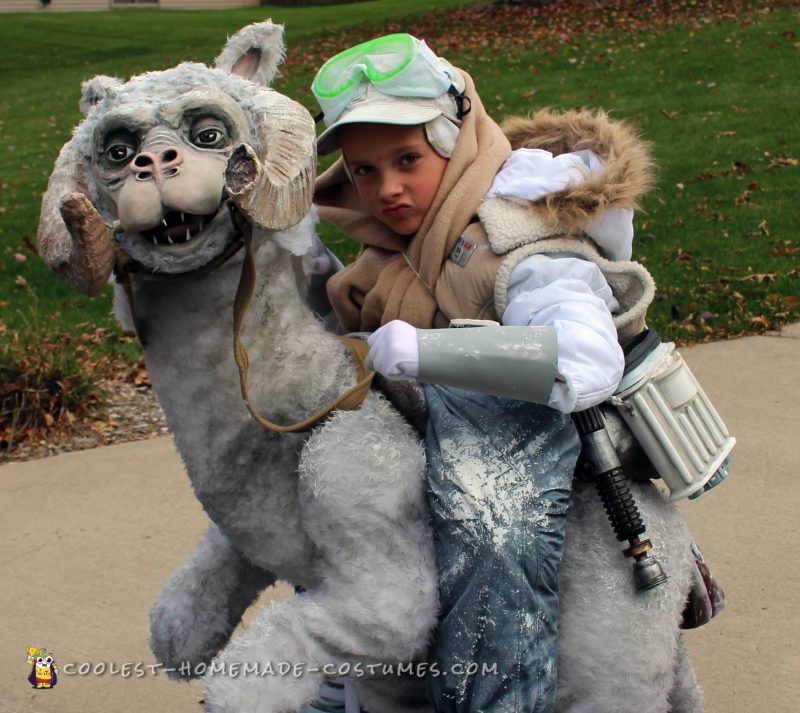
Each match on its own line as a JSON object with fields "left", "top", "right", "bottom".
{"left": 38, "top": 21, "right": 704, "bottom": 713}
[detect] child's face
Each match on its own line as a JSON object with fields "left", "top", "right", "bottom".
{"left": 339, "top": 123, "right": 448, "bottom": 236}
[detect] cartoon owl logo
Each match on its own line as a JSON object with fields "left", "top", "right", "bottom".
{"left": 26, "top": 647, "right": 58, "bottom": 689}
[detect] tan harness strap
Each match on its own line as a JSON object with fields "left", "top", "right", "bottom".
{"left": 113, "top": 237, "right": 246, "bottom": 347}
{"left": 232, "top": 226, "right": 375, "bottom": 434}
{"left": 114, "top": 248, "right": 145, "bottom": 345}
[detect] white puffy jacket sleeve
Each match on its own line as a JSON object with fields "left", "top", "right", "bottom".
{"left": 503, "top": 253, "right": 624, "bottom": 413}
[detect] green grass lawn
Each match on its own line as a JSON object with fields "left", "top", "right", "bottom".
{"left": 0, "top": 0, "right": 798, "bottom": 443}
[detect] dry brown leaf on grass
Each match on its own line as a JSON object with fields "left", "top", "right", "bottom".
{"left": 746, "top": 219, "right": 769, "bottom": 237}
{"left": 749, "top": 316, "right": 772, "bottom": 331}
{"left": 740, "top": 273, "right": 777, "bottom": 283}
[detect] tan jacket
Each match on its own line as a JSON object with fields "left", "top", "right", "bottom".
{"left": 435, "top": 221, "right": 504, "bottom": 322}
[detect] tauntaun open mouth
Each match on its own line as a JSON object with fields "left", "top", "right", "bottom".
{"left": 140, "top": 210, "right": 218, "bottom": 246}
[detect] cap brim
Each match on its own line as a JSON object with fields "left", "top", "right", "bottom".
{"left": 317, "top": 101, "right": 443, "bottom": 155}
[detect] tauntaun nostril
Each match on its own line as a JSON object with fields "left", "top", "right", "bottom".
{"left": 134, "top": 154, "right": 154, "bottom": 168}
{"left": 161, "top": 149, "right": 179, "bottom": 163}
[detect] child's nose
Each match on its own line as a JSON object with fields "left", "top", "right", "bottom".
{"left": 378, "top": 171, "right": 403, "bottom": 201}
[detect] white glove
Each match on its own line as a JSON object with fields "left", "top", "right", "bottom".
{"left": 366, "top": 320, "right": 420, "bottom": 381}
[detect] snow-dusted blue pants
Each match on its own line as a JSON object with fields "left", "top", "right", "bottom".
{"left": 423, "top": 384, "right": 580, "bottom": 713}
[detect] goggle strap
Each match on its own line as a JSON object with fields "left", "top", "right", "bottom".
{"left": 313, "top": 110, "right": 325, "bottom": 125}
{"left": 448, "top": 85, "right": 471, "bottom": 121}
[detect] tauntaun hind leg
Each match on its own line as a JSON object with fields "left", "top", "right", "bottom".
{"left": 554, "top": 480, "right": 696, "bottom": 713}
{"left": 668, "top": 636, "right": 703, "bottom": 713}
{"left": 202, "top": 397, "right": 439, "bottom": 713}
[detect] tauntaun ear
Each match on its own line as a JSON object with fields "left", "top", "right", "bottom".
{"left": 79, "top": 75, "right": 123, "bottom": 115}
{"left": 214, "top": 20, "right": 285, "bottom": 87}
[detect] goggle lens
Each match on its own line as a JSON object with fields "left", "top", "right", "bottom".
{"left": 313, "top": 33, "right": 416, "bottom": 98}
{"left": 312, "top": 33, "right": 456, "bottom": 127}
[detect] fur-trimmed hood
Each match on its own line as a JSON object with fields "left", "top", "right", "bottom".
{"left": 478, "top": 108, "right": 654, "bottom": 261}
{"left": 500, "top": 107, "right": 654, "bottom": 231}
{"left": 477, "top": 108, "right": 657, "bottom": 341}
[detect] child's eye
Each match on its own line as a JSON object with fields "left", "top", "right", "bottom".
{"left": 352, "top": 165, "right": 374, "bottom": 177}
{"left": 400, "top": 153, "right": 420, "bottom": 167}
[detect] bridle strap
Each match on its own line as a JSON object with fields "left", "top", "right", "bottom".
{"left": 231, "top": 223, "right": 375, "bottom": 434}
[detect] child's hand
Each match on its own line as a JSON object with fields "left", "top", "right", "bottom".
{"left": 366, "top": 320, "right": 420, "bottom": 381}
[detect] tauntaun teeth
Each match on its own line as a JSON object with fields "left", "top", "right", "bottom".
{"left": 152, "top": 236, "right": 158, "bottom": 245}
{"left": 167, "top": 235, "right": 174, "bottom": 245}
{"left": 185, "top": 228, "right": 191, "bottom": 242}
{"left": 162, "top": 218, "right": 168, "bottom": 227}
{"left": 181, "top": 212, "right": 185, "bottom": 223}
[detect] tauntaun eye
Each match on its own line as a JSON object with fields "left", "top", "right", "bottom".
{"left": 190, "top": 119, "right": 228, "bottom": 149}
{"left": 103, "top": 130, "right": 138, "bottom": 166}
{"left": 107, "top": 144, "right": 135, "bottom": 164}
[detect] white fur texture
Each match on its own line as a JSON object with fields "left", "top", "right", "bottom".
{"left": 136, "top": 224, "right": 437, "bottom": 713}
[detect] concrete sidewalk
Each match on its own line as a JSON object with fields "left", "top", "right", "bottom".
{"left": 2, "top": 325, "right": 799, "bottom": 712}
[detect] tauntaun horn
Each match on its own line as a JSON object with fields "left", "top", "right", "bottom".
{"left": 225, "top": 89, "right": 317, "bottom": 232}
{"left": 37, "top": 138, "right": 115, "bottom": 296}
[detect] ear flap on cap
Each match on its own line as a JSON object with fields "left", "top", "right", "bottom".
{"left": 214, "top": 20, "right": 285, "bottom": 87}
{"left": 425, "top": 116, "right": 460, "bottom": 158}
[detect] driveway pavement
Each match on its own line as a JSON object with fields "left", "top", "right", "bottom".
{"left": 2, "top": 324, "right": 799, "bottom": 712}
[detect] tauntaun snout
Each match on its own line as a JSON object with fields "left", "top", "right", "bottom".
{"left": 115, "top": 127, "right": 229, "bottom": 241}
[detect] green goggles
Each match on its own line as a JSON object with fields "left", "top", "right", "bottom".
{"left": 312, "top": 33, "right": 458, "bottom": 127}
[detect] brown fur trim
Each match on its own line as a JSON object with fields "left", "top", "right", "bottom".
{"left": 500, "top": 108, "right": 655, "bottom": 234}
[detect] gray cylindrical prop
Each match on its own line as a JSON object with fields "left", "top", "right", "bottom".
{"left": 417, "top": 325, "right": 558, "bottom": 404}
